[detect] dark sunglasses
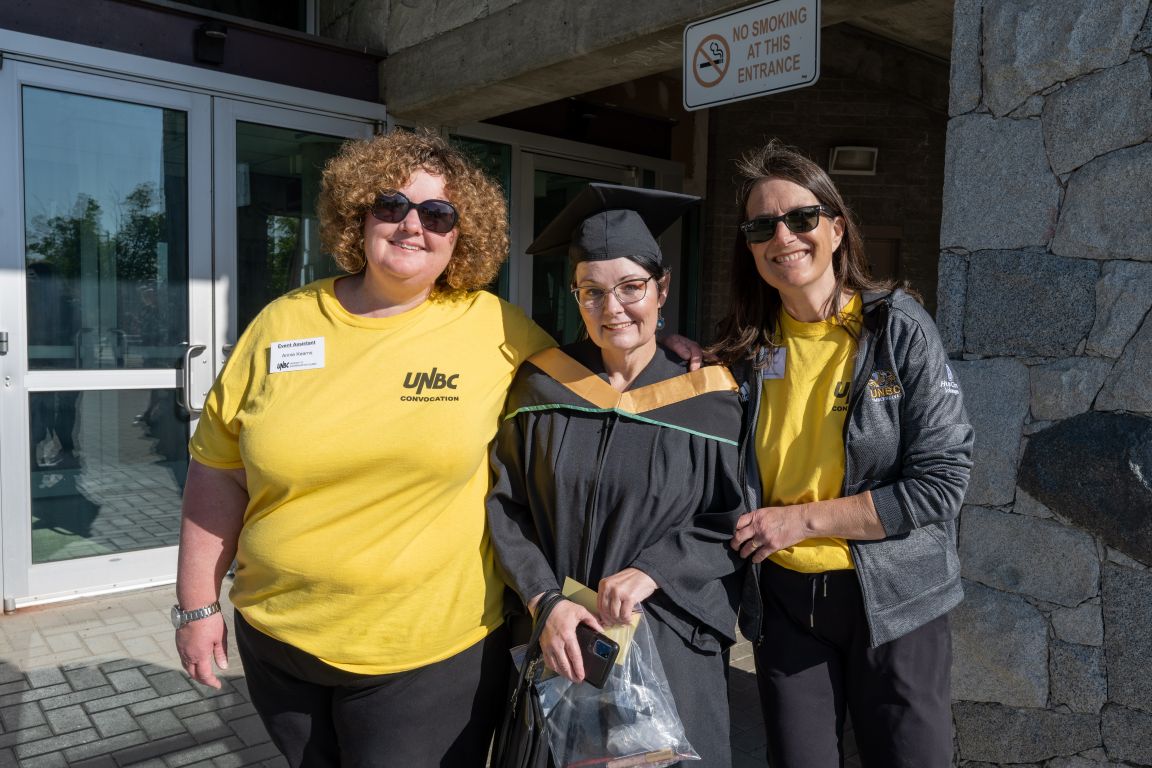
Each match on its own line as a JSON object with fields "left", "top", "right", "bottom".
{"left": 370, "top": 191, "right": 459, "bottom": 234}
{"left": 739, "top": 205, "right": 835, "bottom": 244}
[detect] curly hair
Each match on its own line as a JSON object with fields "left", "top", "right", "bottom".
{"left": 317, "top": 129, "right": 508, "bottom": 295}
{"left": 709, "top": 139, "right": 896, "bottom": 365}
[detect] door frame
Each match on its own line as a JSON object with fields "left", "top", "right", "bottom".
{"left": 0, "top": 60, "right": 214, "bottom": 606}
{"left": 0, "top": 28, "right": 386, "bottom": 127}
{"left": 211, "top": 99, "right": 376, "bottom": 360}
{"left": 513, "top": 154, "right": 634, "bottom": 343}
{"left": 0, "top": 29, "right": 385, "bottom": 608}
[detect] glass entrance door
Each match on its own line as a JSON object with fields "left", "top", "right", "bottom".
{"left": 0, "top": 64, "right": 213, "bottom": 603}
{"left": 212, "top": 100, "right": 373, "bottom": 345}
{"left": 0, "top": 63, "right": 374, "bottom": 607}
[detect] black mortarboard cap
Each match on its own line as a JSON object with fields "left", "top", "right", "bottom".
{"left": 525, "top": 183, "right": 700, "bottom": 266}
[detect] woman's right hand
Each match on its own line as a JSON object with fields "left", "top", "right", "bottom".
{"left": 175, "top": 614, "right": 229, "bottom": 689}
{"left": 175, "top": 461, "right": 247, "bottom": 689}
{"left": 538, "top": 599, "right": 605, "bottom": 684}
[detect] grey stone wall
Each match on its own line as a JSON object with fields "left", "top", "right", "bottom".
{"left": 942, "top": 1, "right": 1152, "bottom": 765}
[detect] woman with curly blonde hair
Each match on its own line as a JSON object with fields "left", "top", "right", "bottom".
{"left": 318, "top": 129, "right": 509, "bottom": 294}
{"left": 174, "top": 129, "right": 557, "bottom": 767}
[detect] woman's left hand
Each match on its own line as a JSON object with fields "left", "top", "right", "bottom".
{"left": 731, "top": 494, "right": 886, "bottom": 562}
{"left": 731, "top": 505, "right": 809, "bottom": 562}
{"left": 597, "top": 568, "right": 658, "bottom": 625}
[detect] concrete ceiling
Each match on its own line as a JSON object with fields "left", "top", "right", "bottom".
{"left": 839, "top": 0, "right": 955, "bottom": 60}
{"left": 384, "top": 0, "right": 956, "bottom": 126}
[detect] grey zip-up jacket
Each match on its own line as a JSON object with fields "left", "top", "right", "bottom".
{"left": 735, "top": 288, "right": 974, "bottom": 647}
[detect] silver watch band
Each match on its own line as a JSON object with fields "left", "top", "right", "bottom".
{"left": 172, "top": 600, "right": 221, "bottom": 628}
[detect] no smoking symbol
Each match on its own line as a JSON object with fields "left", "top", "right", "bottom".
{"left": 693, "top": 34, "right": 730, "bottom": 88}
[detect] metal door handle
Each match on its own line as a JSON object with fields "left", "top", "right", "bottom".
{"left": 73, "top": 328, "right": 94, "bottom": 367}
{"left": 178, "top": 344, "right": 207, "bottom": 416}
{"left": 110, "top": 329, "right": 128, "bottom": 367}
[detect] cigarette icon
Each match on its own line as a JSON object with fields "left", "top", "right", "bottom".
{"left": 699, "top": 41, "right": 724, "bottom": 68}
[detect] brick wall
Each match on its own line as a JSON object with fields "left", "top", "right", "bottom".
{"left": 699, "top": 63, "right": 947, "bottom": 339}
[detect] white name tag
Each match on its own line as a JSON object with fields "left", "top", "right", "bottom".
{"left": 270, "top": 337, "right": 325, "bottom": 373}
{"left": 761, "top": 348, "right": 786, "bottom": 380}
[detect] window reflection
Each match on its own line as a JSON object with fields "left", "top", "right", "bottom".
{"left": 532, "top": 171, "right": 607, "bottom": 344}
{"left": 236, "top": 121, "right": 345, "bottom": 332}
{"left": 452, "top": 135, "right": 513, "bottom": 298}
{"left": 30, "top": 389, "right": 187, "bottom": 563}
{"left": 23, "top": 87, "right": 188, "bottom": 370}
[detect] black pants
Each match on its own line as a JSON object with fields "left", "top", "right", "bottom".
{"left": 234, "top": 611, "right": 510, "bottom": 768}
{"left": 752, "top": 561, "right": 953, "bottom": 768}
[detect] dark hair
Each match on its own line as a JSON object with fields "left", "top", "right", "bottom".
{"left": 709, "top": 139, "right": 894, "bottom": 365}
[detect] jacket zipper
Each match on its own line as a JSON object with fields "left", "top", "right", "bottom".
{"left": 841, "top": 294, "right": 890, "bottom": 648}
{"left": 738, "top": 357, "right": 768, "bottom": 647}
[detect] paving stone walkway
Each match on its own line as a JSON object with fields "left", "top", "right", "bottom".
{"left": 0, "top": 585, "right": 859, "bottom": 767}
{"left": 0, "top": 588, "right": 282, "bottom": 768}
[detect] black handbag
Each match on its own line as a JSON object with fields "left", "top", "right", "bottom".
{"left": 491, "top": 591, "right": 567, "bottom": 768}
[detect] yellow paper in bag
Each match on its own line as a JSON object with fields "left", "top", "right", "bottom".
{"left": 562, "top": 577, "right": 640, "bottom": 665}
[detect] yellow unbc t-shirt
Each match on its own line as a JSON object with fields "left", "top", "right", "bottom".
{"left": 190, "top": 278, "right": 554, "bottom": 673}
{"left": 755, "top": 294, "right": 862, "bottom": 573}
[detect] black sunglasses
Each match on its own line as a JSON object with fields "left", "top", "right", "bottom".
{"left": 739, "top": 205, "right": 835, "bottom": 244}
{"left": 370, "top": 191, "right": 459, "bottom": 234}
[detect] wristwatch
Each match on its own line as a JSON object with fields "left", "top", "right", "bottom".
{"left": 171, "top": 601, "right": 222, "bottom": 629}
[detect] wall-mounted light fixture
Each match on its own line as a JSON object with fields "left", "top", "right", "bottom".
{"left": 829, "top": 146, "right": 878, "bottom": 175}
{"left": 194, "top": 22, "right": 228, "bottom": 65}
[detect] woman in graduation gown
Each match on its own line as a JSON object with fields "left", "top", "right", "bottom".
{"left": 486, "top": 183, "right": 745, "bottom": 767}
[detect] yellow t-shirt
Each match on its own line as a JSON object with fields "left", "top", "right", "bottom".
{"left": 755, "top": 294, "right": 862, "bottom": 573}
{"left": 190, "top": 278, "right": 554, "bottom": 673}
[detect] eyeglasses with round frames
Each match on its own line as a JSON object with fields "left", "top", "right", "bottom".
{"left": 571, "top": 276, "right": 657, "bottom": 310}
{"left": 739, "top": 205, "right": 835, "bottom": 244}
{"left": 370, "top": 191, "right": 459, "bottom": 234}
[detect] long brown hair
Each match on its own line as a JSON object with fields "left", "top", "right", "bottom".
{"left": 709, "top": 139, "right": 893, "bottom": 365}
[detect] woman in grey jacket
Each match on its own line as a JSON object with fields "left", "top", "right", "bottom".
{"left": 710, "top": 140, "right": 974, "bottom": 768}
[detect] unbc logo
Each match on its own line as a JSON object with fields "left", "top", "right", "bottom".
{"left": 868, "top": 369, "right": 901, "bottom": 399}
{"left": 275, "top": 361, "right": 289, "bottom": 370}
{"left": 403, "top": 368, "right": 460, "bottom": 395}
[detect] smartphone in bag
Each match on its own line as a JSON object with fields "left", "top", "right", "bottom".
{"left": 575, "top": 623, "right": 620, "bottom": 688}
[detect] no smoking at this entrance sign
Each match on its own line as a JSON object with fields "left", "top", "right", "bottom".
{"left": 683, "top": 0, "right": 820, "bottom": 110}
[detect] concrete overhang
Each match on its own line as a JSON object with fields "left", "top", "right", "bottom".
{"left": 383, "top": 0, "right": 954, "bottom": 126}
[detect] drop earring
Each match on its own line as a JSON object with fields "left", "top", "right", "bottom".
{"left": 657, "top": 310, "right": 665, "bottom": 331}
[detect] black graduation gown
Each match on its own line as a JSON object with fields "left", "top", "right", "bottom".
{"left": 486, "top": 340, "right": 745, "bottom": 766}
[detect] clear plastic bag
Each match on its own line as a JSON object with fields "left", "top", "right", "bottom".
{"left": 536, "top": 614, "right": 699, "bottom": 768}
